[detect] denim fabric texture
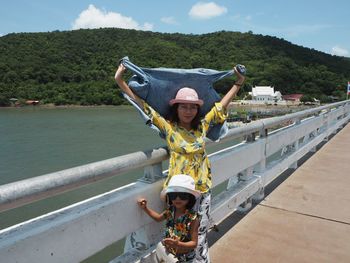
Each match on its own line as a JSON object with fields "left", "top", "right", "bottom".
{"left": 120, "top": 57, "right": 237, "bottom": 141}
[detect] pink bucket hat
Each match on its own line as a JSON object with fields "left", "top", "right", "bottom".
{"left": 169, "top": 87, "right": 204, "bottom": 106}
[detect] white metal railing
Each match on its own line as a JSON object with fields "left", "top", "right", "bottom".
{"left": 0, "top": 100, "right": 349, "bottom": 263}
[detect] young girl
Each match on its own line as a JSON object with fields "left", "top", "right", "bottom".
{"left": 138, "top": 174, "right": 201, "bottom": 262}
{"left": 116, "top": 62, "right": 245, "bottom": 262}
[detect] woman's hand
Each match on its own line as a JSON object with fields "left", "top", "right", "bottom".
{"left": 114, "top": 63, "right": 143, "bottom": 107}
{"left": 220, "top": 65, "right": 246, "bottom": 108}
{"left": 234, "top": 66, "right": 245, "bottom": 85}
{"left": 137, "top": 198, "right": 147, "bottom": 209}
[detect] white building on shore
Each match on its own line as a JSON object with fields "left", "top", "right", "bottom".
{"left": 249, "top": 86, "right": 282, "bottom": 103}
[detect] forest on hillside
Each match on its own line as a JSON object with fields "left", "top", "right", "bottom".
{"left": 0, "top": 28, "right": 349, "bottom": 106}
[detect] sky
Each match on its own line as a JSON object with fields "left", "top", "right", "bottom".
{"left": 0, "top": 0, "right": 349, "bottom": 57}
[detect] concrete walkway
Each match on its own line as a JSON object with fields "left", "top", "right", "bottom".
{"left": 210, "top": 123, "right": 350, "bottom": 263}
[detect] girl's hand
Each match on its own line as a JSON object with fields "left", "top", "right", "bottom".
{"left": 137, "top": 198, "right": 147, "bottom": 209}
{"left": 163, "top": 237, "right": 179, "bottom": 248}
{"left": 114, "top": 64, "right": 126, "bottom": 80}
{"left": 234, "top": 66, "right": 245, "bottom": 85}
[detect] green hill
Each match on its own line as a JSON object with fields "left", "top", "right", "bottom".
{"left": 1, "top": 28, "right": 349, "bottom": 106}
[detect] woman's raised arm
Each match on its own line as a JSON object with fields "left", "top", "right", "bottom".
{"left": 220, "top": 66, "right": 246, "bottom": 109}
{"left": 114, "top": 64, "right": 142, "bottom": 107}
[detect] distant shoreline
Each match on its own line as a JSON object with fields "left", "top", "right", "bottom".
{"left": 0, "top": 104, "right": 132, "bottom": 109}
{"left": 0, "top": 103, "right": 316, "bottom": 111}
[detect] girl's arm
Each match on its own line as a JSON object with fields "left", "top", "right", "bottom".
{"left": 220, "top": 66, "right": 246, "bottom": 109}
{"left": 163, "top": 218, "right": 199, "bottom": 252}
{"left": 137, "top": 198, "right": 165, "bottom": 222}
{"left": 115, "top": 64, "right": 143, "bottom": 107}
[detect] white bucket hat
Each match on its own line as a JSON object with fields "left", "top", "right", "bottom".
{"left": 160, "top": 174, "right": 201, "bottom": 201}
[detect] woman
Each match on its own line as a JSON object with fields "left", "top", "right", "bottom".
{"left": 115, "top": 63, "right": 245, "bottom": 262}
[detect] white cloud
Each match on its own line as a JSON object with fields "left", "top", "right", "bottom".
{"left": 189, "top": 2, "right": 227, "bottom": 20}
{"left": 72, "top": 4, "right": 153, "bottom": 31}
{"left": 331, "top": 46, "right": 349, "bottom": 57}
{"left": 161, "top": 16, "right": 178, "bottom": 25}
{"left": 142, "top": 22, "right": 154, "bottom": 31}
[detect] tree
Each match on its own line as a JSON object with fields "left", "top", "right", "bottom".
{"left": 0, "top": 95, "right": 10, "bottom": 106}
{"left": 0, "top": 28, "right": 349, "bottom": 106}
{"left": 300, "top": 94, "right": 313, "bottom": 103}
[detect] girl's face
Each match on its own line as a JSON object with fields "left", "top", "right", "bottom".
{"left": 168, "top": 192, "right": 190, "bottom": 209}
{"left": 177, "top": 103, "right": 198, "bottom": 126}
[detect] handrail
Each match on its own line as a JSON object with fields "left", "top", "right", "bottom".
{"left": 0, "top": 100, "right": 348, "bottom": 212}
{"left": 0, "top": 147, "right": 168, "bottom": 212}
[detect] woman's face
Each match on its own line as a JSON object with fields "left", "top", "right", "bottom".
{"left": 177, "top": 103, "right": 198, "bottom": 126}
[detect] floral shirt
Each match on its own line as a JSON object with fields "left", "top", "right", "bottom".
{"left": 163, "top": 206, "right": 197, "bottom": 257}
{"left": 143, "top": 101, "right": 227, "bottom": 193}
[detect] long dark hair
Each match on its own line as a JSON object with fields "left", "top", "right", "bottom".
{"left": 167, "top": 103, "right": 201, "bottom": 130}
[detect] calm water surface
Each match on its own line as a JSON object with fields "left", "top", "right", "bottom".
{"left": 0, "top": 106, "right": 165, "bottom": 230}
{"left": 0, "top": 106, "right": 164, "bottom": 184}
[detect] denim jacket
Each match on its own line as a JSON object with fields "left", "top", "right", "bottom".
{"left": 120, "top": 57, "right": 237, "bottom": 141}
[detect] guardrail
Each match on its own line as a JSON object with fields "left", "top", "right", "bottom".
{"left": 0, "top": 100, "right": 349, "bottom": 263}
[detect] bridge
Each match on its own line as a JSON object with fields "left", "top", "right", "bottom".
{"left": 211, "top": 121, "right": 350, "bottom": 263}
{"left": 0, "top": 100, "right": 349, "bottom": 262}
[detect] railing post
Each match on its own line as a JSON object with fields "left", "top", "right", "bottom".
{"left": 124, "top": 162, "right": 164, "bottom": 257}
{"left": 237, "top": 132, "right": 256, "bottom": 212}
{"left": 253, "top": 127, "right": 268, "bottom": 202}
{"left": 289, "top": 118, "right": 301, "bottom": 169}
{"left": 139, "top": 162, "right": 164, "bottom": 183}
{"left": 237, "top": 167, "right": 254, "bottom": 212}
{"left": 341, "top": 104, "right": 348, "bottom": 128}
{"left": 347, "top": 103, "right": 350, "bottom": 124}
{"left": 323, "top": 108, "right": 331, "bottom": 142}
{"left": 123, "top": 221, "right": 163, "bottom": 261}
{"left": 226, "top": 174, "right": 239, "bottom": 189}
{"left": 308, "top": 130, "right": 317, "bottom": 152}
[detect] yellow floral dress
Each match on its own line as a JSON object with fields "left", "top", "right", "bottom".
{"left": 143, "top": 101, "right": 227, "bottom": 193}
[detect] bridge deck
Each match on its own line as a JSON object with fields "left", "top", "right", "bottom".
{"left": 210, "top": 123, "right": 350, "bottom": 263}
